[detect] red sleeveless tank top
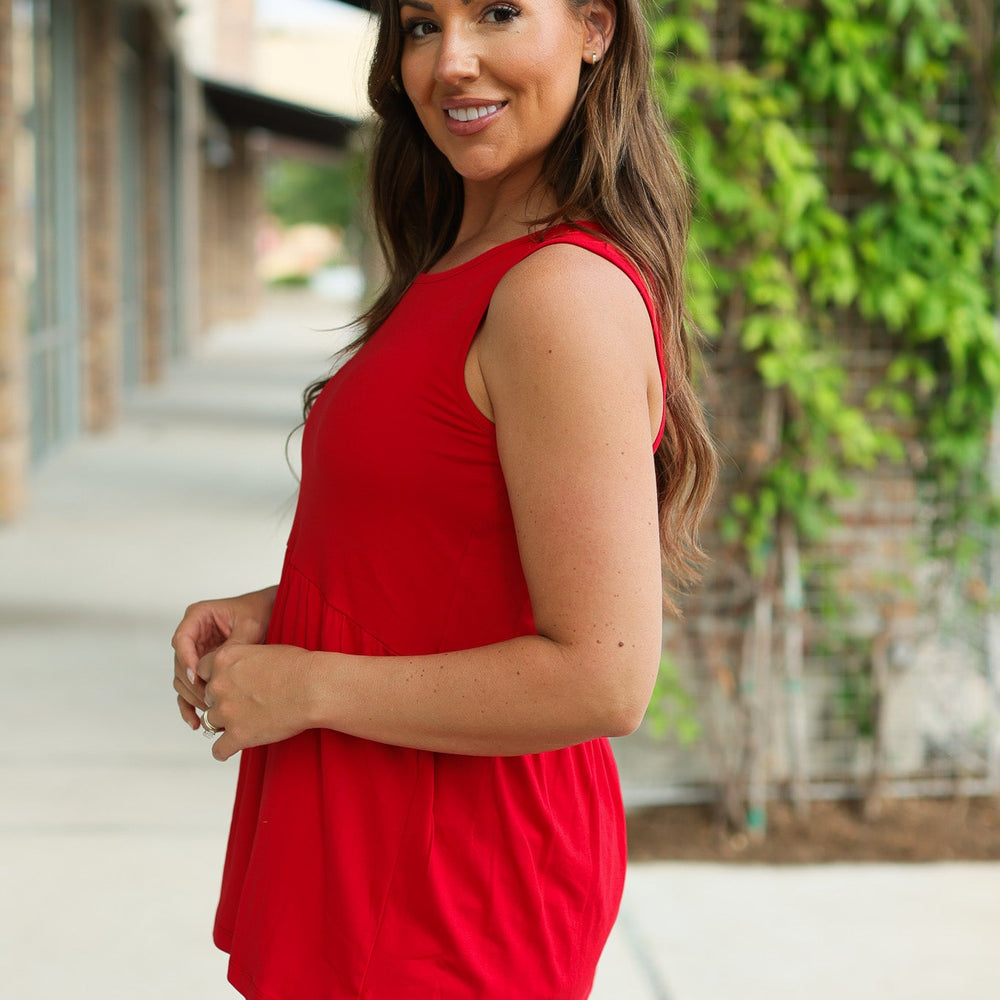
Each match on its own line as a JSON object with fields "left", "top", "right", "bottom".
{"left": 213, "top": 225, "right": 667, "bottom": 1000}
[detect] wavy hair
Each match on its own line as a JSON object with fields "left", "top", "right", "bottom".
{"left": 304, "top": 0, "right": 717, "bottom": 606}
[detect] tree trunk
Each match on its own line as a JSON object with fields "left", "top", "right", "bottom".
{"left": 862, "top": 625, "right": 891, "bottom": 821}
{"left": 780, "top": 515, "right": 810, "bottom": 820}
{"left": 742, "top": 387, "right": 783, "bottom": 839}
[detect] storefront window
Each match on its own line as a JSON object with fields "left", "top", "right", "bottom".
{"left": 12, "top": 0, "right": 37, "bottom": 330}
{"left": 14, "top": 0, "right": 80, "bottom": 459}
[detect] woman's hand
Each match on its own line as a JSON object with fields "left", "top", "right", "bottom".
{"left": 197, "top": 643, "right": 318, "bottom": 761}
{"left": 172, "top": 587, "right": 278, "bottom": 731}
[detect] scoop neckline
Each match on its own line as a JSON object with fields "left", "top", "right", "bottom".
{"left": 415, "top": 224, "right": 584, "bottom": 283}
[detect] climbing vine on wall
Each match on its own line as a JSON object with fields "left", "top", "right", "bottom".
{"left": 656, "top": 0, "right": 998, "bottom": 563}
{"left": 650, "top": 0, "right": 1000, "bottom": 827}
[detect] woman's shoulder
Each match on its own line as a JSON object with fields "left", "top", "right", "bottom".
{"left": 480, "top": 238, "right": 657, "bottom": 378}
{"left": 532, "top": 225, "right": 645, "bottom": 277}
{"left": 492, "top": 237, "right": 655, "bottom": 337}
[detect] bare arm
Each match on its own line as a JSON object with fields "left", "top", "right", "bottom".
{"left": 199, "top": 246, "right": 665, "bottom": 759}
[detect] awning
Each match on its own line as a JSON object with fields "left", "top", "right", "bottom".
{"left": 201, "top": 78, "right": 359, "bottom": 149}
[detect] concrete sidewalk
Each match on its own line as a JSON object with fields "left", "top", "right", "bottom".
{"left": 2, "top": 291, "right": 998, "bottom": 999}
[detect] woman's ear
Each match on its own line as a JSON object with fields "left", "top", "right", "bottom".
{"left": 582, "top": 0, "right": 616, "bottom": 64}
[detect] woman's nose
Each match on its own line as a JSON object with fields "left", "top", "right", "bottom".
{"left": 434, "top": 29, "right": 479, "bottom": 84}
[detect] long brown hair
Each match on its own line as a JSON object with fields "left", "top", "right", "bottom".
{"left": 304, "top": 0, "right": 717, "bottom": 606}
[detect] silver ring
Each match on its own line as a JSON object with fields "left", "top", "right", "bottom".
{"left": 202, "top": 707, "right": 222, "bottom": 738}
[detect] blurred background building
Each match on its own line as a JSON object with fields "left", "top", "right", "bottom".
{"left": 0, "top": 0, "right": 366, "bottom": 519}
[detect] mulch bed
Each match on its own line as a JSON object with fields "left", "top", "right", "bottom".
{"left": 626, "top": 796, "right": 1000, "bottom": 863}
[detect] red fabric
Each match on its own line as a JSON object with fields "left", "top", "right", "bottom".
{"left": 214, "top": 225, "right": 667, "bottom": 1000}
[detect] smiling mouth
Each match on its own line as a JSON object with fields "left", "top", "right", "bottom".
{"left": 445, "top": 103, "right": 507, "bottom": 123}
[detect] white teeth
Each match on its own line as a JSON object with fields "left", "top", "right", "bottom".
{"left": 447, "top": 104, "right": 501, "bottom": 122}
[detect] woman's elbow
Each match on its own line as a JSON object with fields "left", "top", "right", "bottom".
{"left": 594, "top": 653, "right": 660, "bottom": 738}
{"left": 604, "top": 695, "right": 651, "bottom": 738}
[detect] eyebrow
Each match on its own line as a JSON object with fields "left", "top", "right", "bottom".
{"left": 399, "top": 0, "right": 474, "bottom": 10}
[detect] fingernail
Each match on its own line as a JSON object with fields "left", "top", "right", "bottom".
{"left": 186, "top": 668, "right": 196, "bottom": 685}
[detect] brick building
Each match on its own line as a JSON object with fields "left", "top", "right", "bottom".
{"left": 0, "top": 0, "right": 357, "bottom": 519}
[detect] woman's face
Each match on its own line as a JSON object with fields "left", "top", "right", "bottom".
{"left": 398, "top": 0, "right": 591, "bottom": 189}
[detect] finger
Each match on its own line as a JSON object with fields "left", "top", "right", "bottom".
{"left": 171, "top": 618, "right": 202, "bottom": 671}
{"left": 201, "top": 698, "right": 224, "bottom": 726}
{"left": 173, "top": 674, "right": 206, "bottom": 712}
{"left": 211, "top": 731, "right": 237, "bottom": 762}
{"left": 174, "top": 652, "right": 206, "bottom": 702}
{"left": 196, "top": 647, "right": 217, "bottom": 684}
{"left": 172, "top": 606, "right": 230, "bottom": 669}
{"left": 177, "top": 693, "right": 201, "bottom": 730}
{"left": 195, "top": 649, "right": 219, "bottom": 684}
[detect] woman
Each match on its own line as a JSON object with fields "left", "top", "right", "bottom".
{"left": 172, "top": 0, "right": 715, "bottom": 996}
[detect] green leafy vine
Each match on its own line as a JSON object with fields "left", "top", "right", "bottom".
{"left": 654, "top": 0, "right": 1000, "bottom": 575}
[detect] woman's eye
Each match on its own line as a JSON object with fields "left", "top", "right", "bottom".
{"left": 484, "top": 5, "right": 520, "bottom": 24}
{"left": 403, "top": 20, "right": 437, "bottom": 38}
